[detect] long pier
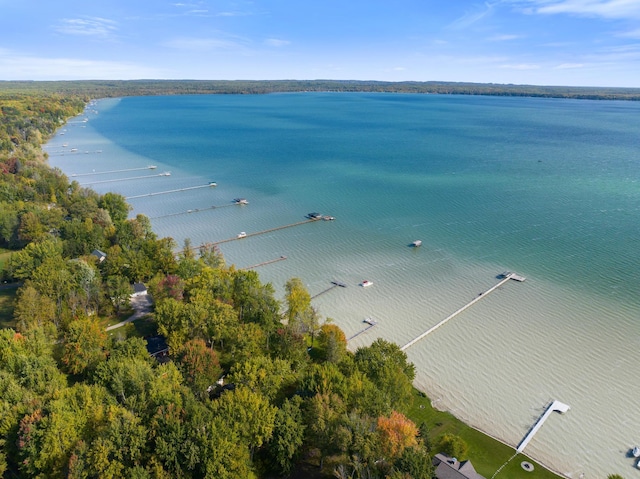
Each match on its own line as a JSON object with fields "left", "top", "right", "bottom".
{"left": 311, "top": 284, "right": 339, "bottom": 300}
{"left": 126, "top": 183, "right": 215, "bottom": 200}
{"left": 516, "top": 400, "right": 570, "bottom": 453}
{"left": 348, "top": 318, "right": 378, "bottom": 342}
{"left": 400, "top": 273, "right": 519, "bottom": 351}
{"left": 210, "top": 218, "right": 319, "bottom": 246}
{"left": 71, "top": 166, "right": 157, "bottom": 177}
{"left": 240, "top": 255, "right": 288, "bottom": 270}
{"left": 81, "top": 173, "right": 171, "bottom": 186}
{"left": 150, "top": 203, "right": 237, "bottom": 220}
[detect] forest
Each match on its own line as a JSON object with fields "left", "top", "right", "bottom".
{"left": 2, "top": 79, "right": 640, "bottom": 100}
{"left": 0, "top": 86, "right": 453, "bottom": 479}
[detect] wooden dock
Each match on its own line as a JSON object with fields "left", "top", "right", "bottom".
{"left": 150, "top": 202, "right": 237, "bottom": 220}
{"left": 516, "top": 400, "right": 570, "bottom": 453}
{"left": 81, "top": 173, "right": 170, "bottom": 186}
{"left": 400, "top": 273, "right": 521, "bottom": 351}
{"left": 311, "top": 283, "right": 339, "bottom": 300}
{"left": 348, "top": 318, "right": 378, "bottom": 342}
{"left": 240, "top": 255, "right": 287, "bottom": 270}
{"left": 127, "top": 183, "right": 215, "bottom": 200}
{"left": 209, "top": 218, "right": 320, "bottom": 246}
{"left": 70, "top": 166, "right": 157, "bottom": 177}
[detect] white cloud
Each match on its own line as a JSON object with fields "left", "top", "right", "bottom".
{"left": 512, "top": 0, "right": 640, "bottom": 19}
{"left": 0, "top": 50, "right": 164, "bottom": 80}
{"left": 264, "top": 38, "right": 290, "bottom": 47}
{"left": 448, "top": 2, "right": 498, "bottom": 29}
{"left": 488, "top": 34, "right": 523, "bottom": 41}
{"left": 500, "top": 63, "right": 541, "bottom": 69}
{"left": 54, "top": 17, "right": 118, "bottom": 37}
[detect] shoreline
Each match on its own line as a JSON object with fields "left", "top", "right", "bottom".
{"left": 49, "top": 100, "right": 570, "bottom": 479}
{"left": 45, "top": 94, "right": 633, "bottom": 477}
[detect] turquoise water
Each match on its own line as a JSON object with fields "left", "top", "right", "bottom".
{"left": 48, "top": 93, "right": 640, "bottom": 477}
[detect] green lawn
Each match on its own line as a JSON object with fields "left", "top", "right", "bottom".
{"left": 0, "top": 287, "right": 17, "bottom": 330}
{"left": 0, "top": 250, "right": 13, "bottom": 277}
{"left": 407, "top": 390, "right": 564, "bottom": 479}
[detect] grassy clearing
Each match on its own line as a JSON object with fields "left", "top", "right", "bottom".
{"left": 0, "top": 287, "right": 17, "bottom": 330}
{"left": 406, "top": 389, "right": 564, "bottom": 479}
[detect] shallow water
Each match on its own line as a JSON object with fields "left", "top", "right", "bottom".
{"left": 48, "top": 93, "right": 640, "bottom": 477}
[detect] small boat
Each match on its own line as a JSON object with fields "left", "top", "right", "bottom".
{"left": 411, "top": 240, "right": 422, "bottom": 247}
{"left": 360, "top": 280, "right": 373, "bottom": 287}
{"left": 633, "top": 446, "right": 640, "bottom": 458}
{"left": 160, "top": 171, "right": 171, "bottom": 176}
{"left": 363, "top": 317, "right": 377, "bottom": 326}
{"left": 307, "top": 212, "right": 322, "bottom": 220}
{"left": 209, "top": 181, "right": 218, "bottom": 187}
{"left": 237, "top": 232, "right": 247, "bottom": 239}
{"left": 62, "top": 143, "right": 68, "bottom": 147}
{"left": 322, "top": 216, "right": 335, "bottom": 221}
{"left": 70, "top": 148, "right": 78, "bottom": 152}
{"left": 233, "top": 198, "right": 248, "bottom": 204}
{"left": 148, "top": 165, "right": 157, "bottom": 169}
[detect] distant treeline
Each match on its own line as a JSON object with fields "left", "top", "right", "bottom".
{"left": 1, "top": 79, "right": 640, "bottom": 101}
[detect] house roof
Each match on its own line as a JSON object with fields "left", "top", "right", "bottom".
{"left": 145, "top": 335, "right": 169, "bottom": 356}
{"left": 91, "top": 249, "right": 107, "bottom": 261}
{"left": 433, "top": 453, "right": 486, "bottom": 479}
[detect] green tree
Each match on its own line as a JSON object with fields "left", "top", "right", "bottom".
{"left": 229, "top": 355, "right": 296, "bottom": 402}
{"left": 106, "top": 275, "right": 133, "bottom": 313}
{"left": 266, "top": 395, "right": 306, "bottom": 475}
{"left": 304, "top": 392, "right": 347, "bottom": 470}
{"left": 284, "top": 277, "right": 311, "bottom": 325}
{"left": 394, "top": 446, "right": 433, "bottom": 479}
{"left": 436, "top": 433, "right": 468, "bottom": 460}
{"left": 212, "top": 387, "right": 277, "bottom": 460}
{"left": 99, "top": 192, "right": 131, "bottom": 224}
{"left": 13, "top": 284, "right": 56, "bottom": 332}
{"left": 354, "top": 339, "right": 416, "bottom": 413}
{"left": 317, "top": 323, "right": 347, "bottom": 363}
{"left": 61, "top": 315, "right": 108, "bottom": 375}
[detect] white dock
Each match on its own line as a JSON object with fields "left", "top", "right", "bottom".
{"left": 126, "top": 183, "right": 216, "bottom": 200}
{"left": 70, "top": 166, "right": 156, "bottom": 177}
{"left": 80, "top": 173, "right": 170, "bottom": 186}
{"left": 400, "top": 273, "right": 520, "bottom": 351}
{"left": 517, "top": 400, "right": 570, "bottom": 453}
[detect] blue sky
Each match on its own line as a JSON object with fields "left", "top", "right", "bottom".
{"left": 2, "top": 0, "right": 640, "bottom": 87}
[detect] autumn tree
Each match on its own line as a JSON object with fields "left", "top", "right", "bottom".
{"left": 176, "top": 338, "right": 222, "bottom": 399}
{"left": 376, "top": 411, "right": 418, "bottom": 460}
